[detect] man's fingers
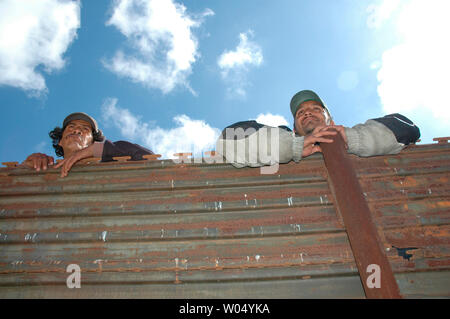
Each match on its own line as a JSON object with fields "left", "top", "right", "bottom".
{"left": 23, "top": 153, "right": 54, "bottom": 171}
{"left": 329, "top": 125, "right": 349, "bottom": 145}
{"left": 61, "top": 163, "right": 72, "bottom": 177}
{"left": 54, "top": 160, "right": 64, "bottom": 169}
{"left": 312, "top": 126, "right": 328, "bottom": 134}
{"left": 55, "top": 153, "right": 81, "bottom": 177}
{"left": 44, "top": 156, "right": 54, "bottom": 168}
{"left": 315, "top": 130, "right": 337, "bottom": 138}
{"left": 305, "top": 130, "right": 337, "bottom": 142}
{"left": 302, "top": 124, "right": 348, "bottom": 157}
{"left": 314, "top": 125, "right": 339, "bottom": 133}
{"left": 305, "top": 144, "right": 322, "bottom": 153}
{"left": 60, "top": 162, "right": 68, "bottom": 177}
{"left": 312, "top": 137, "right": 334, "bottom": 144}
{"left": 59, "top": 158, "right": 76, "bottom": 178}
{"left": 327, "top": 125, "right": 346, "bottom": 134}
{"left": 319, "top": 126, "right": 334, "bottom": 132}
{"left": 35, "top": 158, "right": 42, "bottom": 171}
{"left": 302, "top": 143, "right": 323, "bottom": 158}
{"left": 305, "top": 136, "right": 335, "bottom": 146}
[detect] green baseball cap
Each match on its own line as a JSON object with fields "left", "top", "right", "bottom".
{"left": 290, "top": 90, "right": 330, "bottom": 117}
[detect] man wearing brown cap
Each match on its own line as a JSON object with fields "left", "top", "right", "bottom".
{"left": 216, "top": 89, "right": 420, "bottom": 168}
{"left": 23, "top": 112, "right": 153, "bottom": 177}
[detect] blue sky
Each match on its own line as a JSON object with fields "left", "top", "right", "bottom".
{"left": 1, "top": 0, "right": 449, "bottom": 164}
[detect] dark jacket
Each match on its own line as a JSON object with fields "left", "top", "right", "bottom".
{"left": 100, "top": 140, "right": 154, "bottom": 162}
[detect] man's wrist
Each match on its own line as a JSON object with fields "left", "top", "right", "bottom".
{"left": 76, "top": 144, "right": 95, "bottom": 160}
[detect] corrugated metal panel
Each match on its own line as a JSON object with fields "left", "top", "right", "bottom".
{"left": 356, "top": 142, "right": 450, "bottom": 298}
{"left": 0, "top": 141, "right": 449, "bottom": 298}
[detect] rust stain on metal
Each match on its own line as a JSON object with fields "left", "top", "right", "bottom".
{"left": 142, "top": 154, "right": 162, "bottom": 161}
{"left": 77, "top": 157, "right": 101, "bottom": 165}
{"left": 43, "top": 174, "right": 59, "bottom": 181}
{"left": 437, "top": 201, "right": 450, "bottom": 208}
{"left": 112, "top": 156, "right": 132, "bottom": 162}
{"left": 1, "top": 162, "right": 18, "bottom": 168}
{"left": 433, "top": 137, "right": 450, "bottom": 144}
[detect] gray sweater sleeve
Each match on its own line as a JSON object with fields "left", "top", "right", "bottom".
{"left": 216, "top": 126, "right": 305, "bottom": 168}
{"left": 345, "top": 120, "right": 404, "bottom": 157}
{"left": 217, "top": 114, "right": 419, "bottom": 168}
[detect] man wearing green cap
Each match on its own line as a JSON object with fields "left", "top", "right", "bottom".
{"left": 22, "top": 112, "right": 154, "bottom": 177}
{"left": 216, "top": 89, "right": 420, "bottom": 168}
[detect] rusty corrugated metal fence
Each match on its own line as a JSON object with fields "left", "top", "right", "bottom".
{"left": 0, "top": 140, "right": 449, "bottom": 298}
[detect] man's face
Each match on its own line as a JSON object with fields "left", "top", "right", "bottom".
{"left": 294, "top": 100, "right": 330, "bottom": 136}
{"left": 58, "top": 120, "right": 94, "bottom": 156}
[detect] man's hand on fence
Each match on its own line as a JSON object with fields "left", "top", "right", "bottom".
{"left": 302, "top": 125, "right": 348, "bottom": 158}
{"left": 22, "top": 153, "right": 55, "bottom": 171}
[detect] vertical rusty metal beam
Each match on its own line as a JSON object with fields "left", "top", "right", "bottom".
{"left": 321, "top": 130, "right": 402, "bottom": 299}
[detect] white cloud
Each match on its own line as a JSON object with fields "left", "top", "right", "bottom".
{"left": 101, "top": 98, "right": 220, "bottom": 159}
{"left": 366, "top": 0, "right": 401, "bottom": 29}
{"left": 0, "top": 0, "right": 80, "bottom": 95}
{"left": 370, "top": 60, "right": 381, "bottom": 70}
{"left": 370, "top": 0, "right": 450, "bottom": 127}
{"left": 104, "top": 0, "right": 213, "bottom": 94}
{"left": 254, "top": 113, "right": 289, "bottom": 128}
{"left": 218, "top": 30, "right": 263, "bottom": 97}
{"left": 101, "top": 98, "right": 147, "bottom": 139}
{"left": 218, "top": 31, "right": 263, "bottom": 70}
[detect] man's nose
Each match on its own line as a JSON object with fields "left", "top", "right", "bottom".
{"left": 303, "top": 109, "right": 313, "bottom": 116}
{"left": 72, "top": 127, "right": 83, "bottom": 134}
